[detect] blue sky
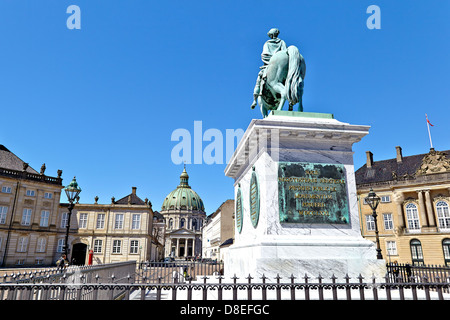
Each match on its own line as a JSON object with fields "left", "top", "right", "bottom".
{"left": 0, "top": 1, "right": 449, "bottom": 214}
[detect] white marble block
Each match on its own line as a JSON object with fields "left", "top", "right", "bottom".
{"left": 224, "top": 111, "right": 386, "bottom": 280}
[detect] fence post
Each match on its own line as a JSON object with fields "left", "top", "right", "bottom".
{"left": 384, "top": 274, "right": 391, "bottom": 300}
{"left": 217, "top": 275, "right": 223, "bottom": 300}
{"left": 202, "top": 276, "right": 209, "bottom": 300}
{"left": 187, "top": 277, "right": 193, "bottom": 300}
{"left": 156, "top": 277, "right": 162, "bottom": 300}
{"left": 345, "top": 274, "right": 351, "bottom": 300}
{"left": 290, "top": 274, "right": 296, "bottom": 300}
{"left": 331, "top": 274, "right": 337, "bottom": 300}
{"left": 423, "top": 275, "right": 431, "bottom": 300}
{"left": 357, "top": 274, "right": 365, "bottom": 300}
{"left": 372, "top": 276, "right": 378, "bottom": 300}
{"left": 232, "top": 274, "right": 238, "bottom": 300}
{"left": 436, "top": 276, "right": 444, "bottom": 300}
{"left": 315, "top": 274, "right": 323, "bottom": 300}
{"left": 261, "top": 274, "right": 267, "bottom": 301}
{"left": 246, "top": 274, "right": 253, "bottom": 300}
{"left": 304, "top": 274, "right": 310, "bottom": 300}
{"left": 275, "top": 274, "right": 281, "bottom": 300}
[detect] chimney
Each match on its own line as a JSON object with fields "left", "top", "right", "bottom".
{"left": 396, "top": 146, "right": 403, "bottom": 163}
{"left": 366, "top": 151, "right": 373, "bottom": 168}
{"left": 132, "top": 187, "right": 137, "bottom": 195}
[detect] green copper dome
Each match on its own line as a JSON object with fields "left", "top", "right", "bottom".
{"left": 161, "top": 168, "right": 205, "bottom": 213}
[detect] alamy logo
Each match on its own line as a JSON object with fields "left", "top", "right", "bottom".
{"left": 67, "top": 5, "right": 81, "bottom": 30}
{"left": 366, "top": 5, "right": 381, "bottom": 30}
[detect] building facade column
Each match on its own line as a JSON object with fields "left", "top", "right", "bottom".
{"left": 393, "top": 192, "right": 405, "bottom": 229}
{"left": 176, "top": 238, "right": 180, "bottom": 257}
{"left": 416, "top": 190, "right": 428, "bottom": 228}
{"left": 424, "top": 189, "right": 436, "bottom": 227}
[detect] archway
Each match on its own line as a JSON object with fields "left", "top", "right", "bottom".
{"left": 71, "top": 243, "right": 88, "bottom": 265}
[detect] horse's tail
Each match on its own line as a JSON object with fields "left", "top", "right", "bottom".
{"left": 285, "top": 46, "right": 305, "bottom": 106}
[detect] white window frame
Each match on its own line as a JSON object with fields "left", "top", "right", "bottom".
{"left": 112, "top": 240, "right": 122, "bottom": 254}
{"left": 436, "top": 201, "right": 450, "bottom": 230}
{"left": 40, "top": 210, "right": 50, "bottom": 227}
{"left": 386, "top": 240, "right": 397, "bottom": 256}
{"left": 1, "top": 186, "right": 11, "bottom": 193}
{"left": 130, "top": 240, "right": 139, "bottom": 254}
{"left": 132, "top": 214, "right": 141, "bottom": 230}
{"left": 365, "top": 215, "right": 375, "bottom": 231}
{"left": 115, "top": 214, "right": 124, "bottom": 229}
{"left": 0, "top": 206, "right": 8, "bottom": 224}
{"left": 44, "top": 192, "right": 53, "bottom": 199}
{"left": 383, "top": 213, "right": 393, "bottom": 230}
{"left": 405, "top": 203, "right": 420, "bottom": 231}
{"left": 21, "top": 209, "right": 32, "bottom": 226}
{"left": 36, "top": 237, "right": 46, "bottom": 252}
{"left": 61, "top": 212, "right": 69, "bottom": 228}
{"left": 96, "top": 213, "right": 105, "bottom": 229}
{"left": 26, "top": 190, "right": 35, "bottom": 197}
{"left": 57, "top": 238, "right": 65, "bottom": 253}
{"left": 79, "top": 213, "right": 88, "bottom": 229}
{"left": 17, "top": 237, "right": 28, "bottom": 252}
{"left": 93, "top": 239, "right": 103, "bottom": 253}
{"left": 380, "top": 195, "right": 391, "bottom": 203}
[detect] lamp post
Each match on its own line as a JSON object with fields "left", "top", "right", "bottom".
{"left": 64, "top": 176, "right": 82, "bottom": 260}
{"left": 365, "top": 188, "right": 383, "bottom": 259}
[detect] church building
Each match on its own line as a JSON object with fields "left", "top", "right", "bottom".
{"left": 161, "top": 168, "right": 206, "bottom": 259}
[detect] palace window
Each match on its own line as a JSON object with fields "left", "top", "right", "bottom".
{"left": 40, "top": 210, "right": 50, "bottom": 227}
{"left": 180, "top": 218, "right": 186, "bottom": 228}
{"left": 36, "top": 237, "right": 46, "bottom": 252}
{"left": 132, "top": 214, "right": 141, "bottom": 230}
{"left": 386, "top": 240, "right": 397, "bottom": 256}
{"left": 381, "top": 195, "right": 391, "bottom": 203}
{"left": 168, "top": 218, "right": 174, "bottom": 229}
{"left": 443, "top": 239, "right": 450, "bottom": 266}
{"left": 93, "top": 239, "right": 103, "bottom": 253}
{"left": 112, "top": 240, "right": 121, "bottom": 254}
{"left": 410, "top": 239, "right": 424, "bottom": 265}
{"left": 0, "top": 206, "right": 8, "bottom": 224}
{"left": 79, "top": 213, "right": 88, "bottom": 228}
{"left": 21, "top": 209, "right": 32, "bottom": 226}
{"left": 61, "top": 212, "right": 69, "bottom": 228}
{"left": 57, "top": 238, "right": 65, "bottom": 253}
{"left": 115, "top": 214, "right": 124, "bottom": 229}
{"left": 44, "top": 192, "right": 53, "bottom": 199}
{"left": 192, "top": 218, "right": 198, "bottom": 231}
{"left": 130, "top": 240, "right": 139, "bottom": 254}
{"left": 26, "top": 190, "right": 35, "bottom": 196}
{"left": 1, "top": 186, "right": 11, "bottom": 193}
{"left": 436, "top": 201, "right": 450, "bottom": 229}
{"left": 383, "top": 213, "right": 393, "bottom": 230}
{"left": 365, "top": 215, "right": 375, "bottom": 231}
{"left": 405, "top": 203, "right": 420, "bottom": 230}
{"left": 17, "top": 237, "right": 28, "bottom": 252}
{"left": 96, "top": 213, "right": 105, "bottom": 229}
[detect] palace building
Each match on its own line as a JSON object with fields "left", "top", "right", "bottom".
{"left": 161, "top": 168, "right": 206, "bottom": 259}
{"left": 356, "top": 146, "right": 450, "bottom": 266}
{"left": 0, "top": 145, "right": 64, "bottom": 267}
{"left": 65, "top": 187, "right": 158, "bottom": 265}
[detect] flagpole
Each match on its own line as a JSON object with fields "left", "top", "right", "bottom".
{"left": 426, "top": 113, "right": 433, "bottom": 149}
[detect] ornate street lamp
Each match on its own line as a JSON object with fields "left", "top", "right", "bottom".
{"left": 365, "top": 188, "right": 383, "bottom": 259}
{"left": 64, "top": 176, "right": 82, "bottom": 259}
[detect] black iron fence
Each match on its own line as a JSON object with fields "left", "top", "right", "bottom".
{"left": 2, "top": 262, "right": 450, "bottom": 300}
{"left": 386, "top": 262, "right": 450, "bottom": 284}
{"left": 136, "top": 260, "right": 224, "bottom": 283}
{"left": 1, "top": 273, "right": 449, "bottom": 301}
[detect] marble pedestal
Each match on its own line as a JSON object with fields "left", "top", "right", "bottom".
{"left": 224, "top": 111, "right": 386, "bottom": 280}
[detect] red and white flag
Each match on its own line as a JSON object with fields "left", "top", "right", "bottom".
{"left": 426, "top": 114, "right": 434, "bottom": 127}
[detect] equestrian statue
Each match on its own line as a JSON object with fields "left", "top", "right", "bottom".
{"left": 250, "top": 28, "right": 306, "bottom": 118}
